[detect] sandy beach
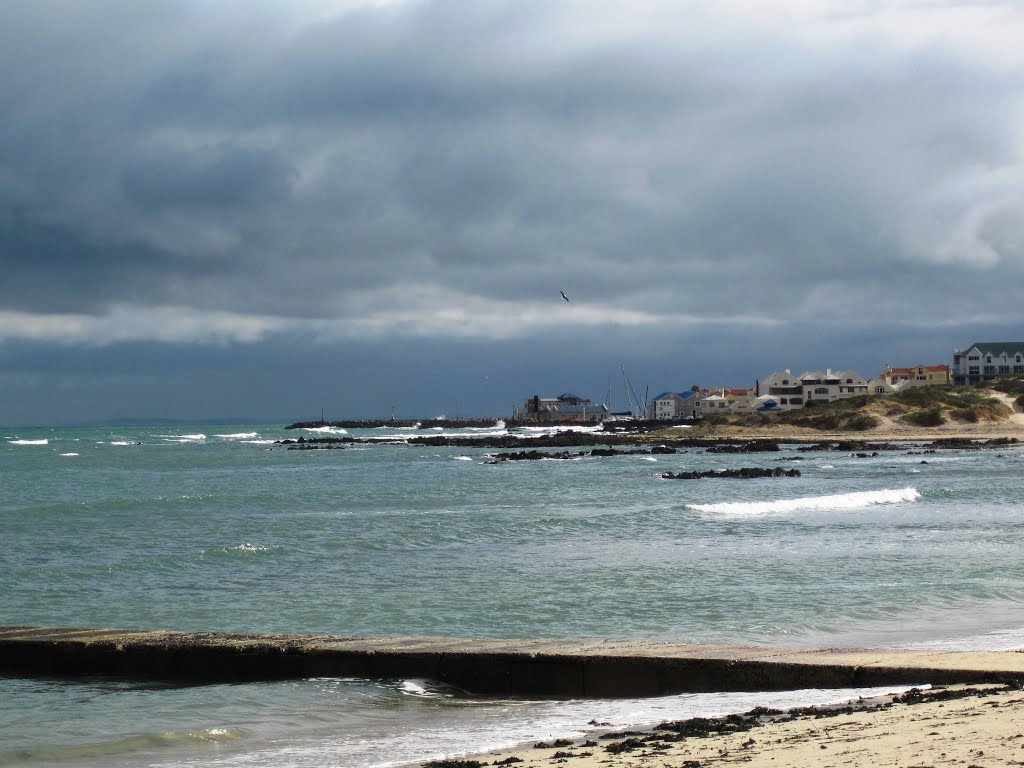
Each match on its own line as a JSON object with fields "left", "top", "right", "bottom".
{"left": 445, "top": 683, "right": 1024, "bottom": 768}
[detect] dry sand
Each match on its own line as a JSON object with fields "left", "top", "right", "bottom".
{"left": 448, "top": 684, "right": 1024, "bottom": 768}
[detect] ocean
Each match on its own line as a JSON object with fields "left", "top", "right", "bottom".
{"left": 2, "top": 422, "right": 1023, "bottom": 766}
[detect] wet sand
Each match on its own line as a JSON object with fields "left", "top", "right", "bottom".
{"left": 444, "top": 683, "right": 1024, "bottom": 768}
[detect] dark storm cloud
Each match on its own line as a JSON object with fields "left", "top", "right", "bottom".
{"left": 2, "top": 0, "right": 1024, "bottom": 424}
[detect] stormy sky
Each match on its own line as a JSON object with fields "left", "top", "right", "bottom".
{"left": 1, "top": 0, "right": 1022, "bottom": 425}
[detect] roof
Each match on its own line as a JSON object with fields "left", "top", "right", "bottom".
{"left": 653, "top": 391, "right": 698, "bottom": 402}
{"left": 886, "top": 364, "right": 949, "bottom": 374}
{"left": 966, "top": 343, "right": 1024, "bottom": 357}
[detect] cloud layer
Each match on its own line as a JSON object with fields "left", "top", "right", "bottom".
{"left": 1, "top": 0, "right": 1022, "bottom": 421}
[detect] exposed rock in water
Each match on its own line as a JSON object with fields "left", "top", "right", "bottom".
{"left": 706, "top": 441, "right": 780, "bottom": 453}
{"left": 662, "top": 467, "right": 801, "bottom": 480}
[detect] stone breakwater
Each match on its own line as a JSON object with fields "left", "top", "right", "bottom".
{"left": 5, "top": 627, "right": 1024, "bottom": 697}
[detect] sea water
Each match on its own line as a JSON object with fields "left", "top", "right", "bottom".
{"left": 2, "top": 423, "right": 1023, "bottom": 766}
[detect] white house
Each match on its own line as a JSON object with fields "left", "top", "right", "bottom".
{"left": 759, "top": 370, "right": 805, "bottom": 410}
{"left": 799, "top": 369, "right": 868, "bottom": 404}
{"left": 952, "top": 343, "right": 1024, "bottom": 385}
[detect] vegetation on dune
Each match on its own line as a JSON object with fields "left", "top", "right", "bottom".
{"left": 690, "top": 375, "right": 1023, "bottom": 432}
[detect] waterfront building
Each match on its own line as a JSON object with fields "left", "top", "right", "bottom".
{"left": 759, "top": 370, "right": 805, "bottom": 410}
{"left": 798, "top": 369, "right": 869, "bottom": 404}
{"left": 952, "top": 343, "right": 1024, "bottom": 385}
{"left": 648, "top": 391, "right": 701, "bottom": 420}
{"left": 513, "top": 393, "right": 608, "bottom": 422}
{"left": 881, "top": 364, "right": 951, "bottom": 388}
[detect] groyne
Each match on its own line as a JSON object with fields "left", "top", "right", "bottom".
{"left": 3, "top": 627, "right": 1024, "bottom": 697}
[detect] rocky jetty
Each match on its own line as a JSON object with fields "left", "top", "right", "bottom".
{"left": 662, "top": 467, "right": 802, "bottom": 480}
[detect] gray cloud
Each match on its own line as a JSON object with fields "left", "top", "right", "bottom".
{"left": 1, "top": 0, "right": 1023, "bottom": 421}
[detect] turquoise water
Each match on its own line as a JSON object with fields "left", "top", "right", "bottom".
{"left": 2, "top": 423, "right": 1024, "bottom": 765}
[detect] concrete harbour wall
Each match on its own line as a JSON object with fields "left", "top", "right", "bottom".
{"left": 3, "top": 626, "right": 1023, "bottom": 697}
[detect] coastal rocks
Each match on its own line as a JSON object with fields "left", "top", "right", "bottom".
{"left": 928, "top": 437, "right": 1019, "bottom": 450}
{"left": 487, "top": 450, "right": 584, "bottom": 463}
{"left": 706, "top": 441, "right": 780, "bottom": 453}
{"left": 487, "top": 447, "right": 670, "bottom": 463}
{"left": 275, "top": 436, "right": 353, "bottom": 449}
{"left": 797, "top": 441, "right": 903, "bottom": 452}
{"left": 661, "top": 467, "right": 801, "bottom": 480}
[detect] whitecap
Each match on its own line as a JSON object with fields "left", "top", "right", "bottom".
{"left": 242, "top": 439, "right": 276, "bottom": 445}
{"left": 688, "top": 487, "right": 921, "bottom": 516}
{"left": 639, "top": 457, "right": 658, "bottom": 462}
{"left": 453, "top": 456, "right": 474, "bottom": 461}
{"left": 817, "top": 464, "right": 834, "bottom": 469}
{"left": 110, "top": 441, "right": 132, "bottom": 446}
{"left": 221, "top": 543, "right": 273, "bottom": 553}
{"left": 215, "top": 432, "right": 258, "bottom": 439}
{"left": 304, "top": 426, "right": 348, "bottom": 435}
{"left": 59, "top": 452, "right": 79, "bottom": 457}
{"left": 7, "top": 439, "right": 48, "bottom": 445}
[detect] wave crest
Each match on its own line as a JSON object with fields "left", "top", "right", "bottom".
{"left": 688, "top": 487, "right": 921, "bottom": 516}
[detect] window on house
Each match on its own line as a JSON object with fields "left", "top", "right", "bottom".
{"left": 815, "top": 387, "right": 828, "bottom": 395}
{"left": 999, "top": 366, "right": 1010, "bottom": 374}
{"left": 969, "top": 355, "right": 980, "bottom": 360}
{"left": 984, "top": 366, "right": 996, "bottom": 375}
{"left": 969, "top": 365, "right": 980, "bottom": 374}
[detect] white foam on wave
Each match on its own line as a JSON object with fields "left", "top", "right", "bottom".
{"left": 242, "top": 439, "right": 276, "bottom": 445}
{"left": 59, "top": 452, "right": 79, "bottom": 457}
{"left": 215, "top": 432, "right": 258, "bottom": 439}
{"left": 7, "top": 439, "right": 48, "bottom": 445}
{"left": 453, "top": 456, "right": 474, "bottom": 461}
{"left": 110, "top": 441, "right": 132, "bottom": 446}
{"left": 158, "top": 433, "right": 206, "bottom": 442}
{"left": 688, "top": 487, "right": 921, "bottom": 516}
{"left": 304, "top": 426, "right": 348, "bottom": 435}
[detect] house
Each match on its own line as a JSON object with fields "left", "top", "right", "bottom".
{"left": 514, "top": 393, "right": 609, "bottom": 422}
{"left": 867, "top": 377, "right": 897, "bottom": 396}
{"left": 882, "top": 364, "right": 951, "bottom": 389}
{"left": 648, "top": 391, "right": 702, "bottom": 420}
{"left": 952, "top": 343, "right": 1024, "bottom": 385}
{"left": 798, "top": 369, "right": 868, "bottom": 404}
{"left": 759, "top": 370, "right": 805, "bottom": 410}
{"left": 700, "top": 394, "right": 730, "bottom": 414}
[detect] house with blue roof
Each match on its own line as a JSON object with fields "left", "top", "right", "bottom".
{"left": 649, "top": 391, "right": 701, "bottom": 420}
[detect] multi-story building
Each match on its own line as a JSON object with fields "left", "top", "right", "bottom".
{"left": 952, "top": 343, "right": 1024, "bottom": 385}
{"left": 648, "top": 391, "right": 701, "bottom": 420}
{"left": 881, "top": 364, "right": 951, "bottom": 389}
{"left": 798, "top": 369, "right": 869, "bottom": 404}
{"left": 759, "top": 370, "right": 805, "bottom": 409}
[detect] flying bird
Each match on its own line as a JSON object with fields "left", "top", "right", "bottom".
{"left": 560, "top": 291, "right": 570, "bottom": 303}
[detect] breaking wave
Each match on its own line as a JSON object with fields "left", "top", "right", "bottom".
{"left": 215, "top": 432, "right": 258, "bottom": 439}
{"left": 304, "top": 426, "right": 348, "bottom": 435}
{"left": 8, "top": 439, "right": 48, "bottom": 445}
{"left": 688, "top": 487, "right": 921, "bottom": 516}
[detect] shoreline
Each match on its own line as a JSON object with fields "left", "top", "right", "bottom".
{"left": 439, "top": 682, "right": 1024, "bottom": 768}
